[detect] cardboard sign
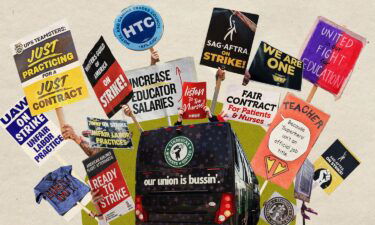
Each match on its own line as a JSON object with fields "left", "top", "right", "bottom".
{"left": 182, "top": 82, "right": 207, "bottom": 119}
{"left": 294, "top": 159, "right": 314, "bottom": 202}
{"left": 260, "top": 192, "right": 296, "bottom": 225}
{"left": 10, "top": 20, "right": 89, "bottom": 115}
{"left": 223, "top": 85, "right": 280, "bottom": 126}
{"left": 251, "top": 93, "right": 330, "bottom": 189}
{"left": 83, "top": 149, "right": 134, "bottom": 222}
{"left": 300, "top": 17, "right": 366, "bottom": 97}
{"left": 200, "top": 8, "right": 259, "bottom": 74}
{"left": 0, "top": 97, "right": 64, "bottom": 166}
{"left": 87, "top": 117, "right": 132, "bottom": 149}
{"left": 113, "top": 5, "right": 164, "bottom": 51}
{"left": 313, "top": 140, "right": 360, "bottom": 195}
{"left": 83, "top": 37, "right": 133, "bottom": 118}
{"left": 126, "top": 57, "right": 197, "bottom": 122}
{"left": 248, "top": 42, "right": 303, "bottom": 90}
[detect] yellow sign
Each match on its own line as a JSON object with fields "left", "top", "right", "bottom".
{"left": 24, "top": 66, "right": 89, "bottom": 115}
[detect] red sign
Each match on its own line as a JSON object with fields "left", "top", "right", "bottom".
{"left": 83, "top": 37, "right": 133, "bottom": 118}
{"left": 182, "top": 82, "right": 206, "bottom": 119}
{"left": 251, "top": 93, "right": 330, "bottom": 189}
{"left": 83, "top": 149, "right": 134, "bottom": 222}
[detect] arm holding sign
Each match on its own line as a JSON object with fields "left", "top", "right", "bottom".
{"left": 204, "top": 106, "right": 229, "bottom": 122}
{"left": 233, "top": 10, "right": 257, "bottom": 32}
{"left": 122, "top": 105, "right": 144, "bottom": 133}
{"left": 91, "top": 189, "right": 109, "bottom": 225}
{"left": 210, "top": 67, "right": 226, "bottom": 113}
{"left": 61, "top": 124, "right": 102, "bottom": 157}
{"left": 150, "top": 48, "right": 160, "bottom": 65}
{"left": 174, "top": 107, "right": 185, "bottom": 126}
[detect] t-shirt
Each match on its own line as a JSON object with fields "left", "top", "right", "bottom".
{"left": 34, "top": 165, "right": 90, "bottom": 216}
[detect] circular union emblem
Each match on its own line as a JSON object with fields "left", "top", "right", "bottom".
{"left": 264, "top": 197, "right": 294, "bottom": 225}
{"left": 164, "top": 136, "right": 194, "bottom": 168}
{"left": 113, "top": 4, "right": 164, "bottom": 51}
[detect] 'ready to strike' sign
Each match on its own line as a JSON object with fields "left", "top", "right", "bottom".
{"left": 251, "top": 93, "right": 330, "bottom": 189}
{"left": 87, "top": 117, "right": 133, "bottom": 149}
{"left": 113, "top": 5, "right": 164, "bottom": 51}
{"left": 10, "top": 20, "right": 89, "bottom": 115}
{"left": 83, "top": 36, "right": 133, "bottom": 118}
{"left": 246, "top": 42, "right": 303, "bottom": 91}
{"left": 182, "top": 82, "right": 207, "bottom": 119}
{"left": 300, "top": 16, "right": 366, "bottom": 97}
{"left": 126, "top": 57, "right": 197, "bottom": 122}
{"left": 200, "top": 8, "right": 259, "bottom": 74}
{"left": 0, "top": 97, "right": 65, "bottom": 166}
{"left": 83, "top": 149, "right": 134, "bottom": 222}
{"left": 223, "top": 85, "right": 280, "bottom": 126}
{"left": 313, "top": 139, "right": 360, "bottom": 195}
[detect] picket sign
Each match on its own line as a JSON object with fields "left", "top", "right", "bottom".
{"left": 54, "top": 107, "right": 98, "bottom": 221}
{"left": 259, "top": 88, "right": 319, "bottom": 197}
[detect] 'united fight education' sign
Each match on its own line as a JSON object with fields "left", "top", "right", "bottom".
{"left": 300, "top": 17, "right": 366, "bottom": 97}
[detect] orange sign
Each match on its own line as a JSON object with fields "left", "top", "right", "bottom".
{"left": 251, "top": 93, "right": 330, "bottom": 189}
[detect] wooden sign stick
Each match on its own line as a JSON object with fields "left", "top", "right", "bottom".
{"left": 306, "top": 85, "right": 318, "bottom": 103}
{"left": 54, "top": 107, "right": 98, "bottom": 220}
{"left": 210, "top": 68, "right": 225, "bottom": 113}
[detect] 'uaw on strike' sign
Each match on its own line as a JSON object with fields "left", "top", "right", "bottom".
{"left": 182, "top": 82, "right": 207, "bottom": 119}
{"left": 223, "top": 85, "right": 280, "bottom": 126}
{"left": 83, "top": 37, "right": 133, "bottom": 118}
{"left": 200, "top": 8, "right": 259, "bottom": 74}
{"left": 87, "top": 117, "right": 133, "bottom": 149}
{"left": 11, "top": 20, "right": 89, "bottom": 115}
{"left": 83, "top": 149, "right": 134, "bottom": 222}
{"left": 300, "top": 16, "right": 366, "bottom": 97}
{"left": 313, "top": 139, "right": 360, "bottom": 195}
{"left": 126, "top": 57, "right": 197, "bottom": 122}
{"left": 0, "top": 97, "right": 64, "bottom": 166}
{"left": 114, "top": 5, "right": 163, "bottom": 51}
{"left": 247, "top": 42, "right": 303, "bottom": 91}
{"left": 251, "top": 93, "right": 330, "bottom": 189}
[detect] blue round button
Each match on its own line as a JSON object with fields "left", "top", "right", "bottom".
{"left": 113, "top": 5, "right": 164, "bottom": 51}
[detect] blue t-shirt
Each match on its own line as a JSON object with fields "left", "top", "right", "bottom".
{"left": 34, "top": 165, "right": 90, "bottom": 216}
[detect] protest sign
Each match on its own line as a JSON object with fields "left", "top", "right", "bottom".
{"left": 83, "top": 36, "right": 133, "bottom": 118}
{"left": 294, "top": 159, "right": 314, "bottom": 202}
{"left": 113, "top": 5, "right": 164, "bottom": 51}
{"left": 223, "top": 85, "right": 280, "bottom": 126}
{"left": 313, "top": 139, "right": 360, "bottom": 195}
{"left": 247, "top": 42, "right": 303, "bottom": 90}
{"left": 251, "top": 93, "right": 330, "bottom": 189}
{"left": 10, "top": 20, "right": 89, "bottom": 115}
{"left": 182, "top": 82, "right": 206, "bottom": 119}
{"left": 34, "top": 165, "right": 91, "bottom": 221}
{"left": 126, "top": 57, "right": 197, "bottom": 122}
{"left": 300, "top": 16, "right": 366, "bottom": 97}
{"left": 0, "top": 97, "right": 64, "bottom": 166}
{"left": 260, "top": 192, "right": 296, "bottom": 225}
{"left": 83, "top": 149, "right": 134, "bottom": 222}
{"left": 200, "top": 8, "right": 258, "bottom": 74}
{"left": 87, "top": 117, "right": 132, "bottom": 149}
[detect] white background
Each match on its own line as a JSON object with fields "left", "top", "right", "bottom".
{"left": 0, "top": 0, "right": 374, "bottom": 224}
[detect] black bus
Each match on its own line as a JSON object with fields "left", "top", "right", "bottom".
{"left": 135, "top": 122, "right": 260, "bottom": 225}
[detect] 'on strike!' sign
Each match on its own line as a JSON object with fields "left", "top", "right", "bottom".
{"left": 251, "top": 93, "right": 330, "bottom": 189}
